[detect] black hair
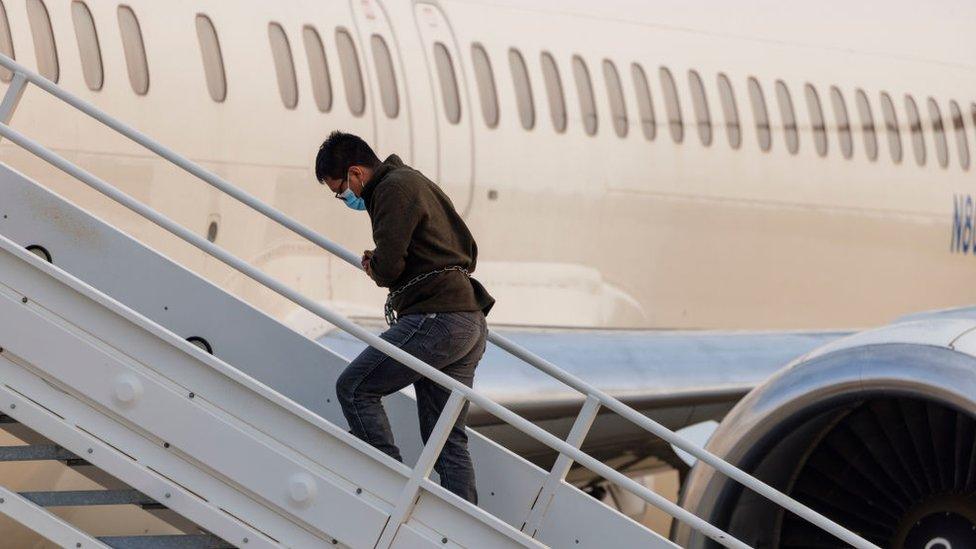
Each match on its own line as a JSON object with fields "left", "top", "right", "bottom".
{"left": 315, "top": 131, "right": 381, "bottom": 183}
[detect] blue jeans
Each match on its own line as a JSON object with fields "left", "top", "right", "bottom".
{"left": 336, "top": 310, "right": 487, "bottom": 504}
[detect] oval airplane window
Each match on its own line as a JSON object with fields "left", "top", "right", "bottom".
{"left": 71, "top": 1, "right": 102, "bottom": 91}
{"left": 541, "top": 52, "right": 566, "bottom": 133}
{"left": 880, "top": 92, "right": 902, "bottom": 163}
{"left": 604, "top": 60, "right": 628, "bottom": 138}
{"left": 950, "top": 100, "right": 969, "bottom": 170}
{"left": 335, "top": 28, "right": 365, "bottom": 116}
{"left": 118, "top": 5, "right": 149, "bottom": 94}
{"left": 631, "top": 64, "right": 655, "bottom": 141}
{"left": 268, "top": 23, "right": 297, "bottom": 109}
{"left": 855, "top": 89, "right": 878, "bottom": 161}
{"left": 27, "top": 0, "right": 58, "bottom": 82}
{"left": 805, "top": 84, "right": 827, "bottom": 157}
{"left": 572, "top": 55, "right": 597, "bottom": 136}
{"left": 509, "top": 48, "right": 534, "bottom": 130}
{"left": 747, "top": 77, "right": 770, "bottom": 151}
{"left": 716, "top": 73, "right": 740, "bottom": 149}
{"left": 775, "top": 80, "right": 798, "bottom": 154}
{"left": 905, "top": 94, "right": 925, "bottom": 166}
{"left": 688, "top": 70, "right": 711, "bottom": 146}
{"left": 660, "top": 67, "right": 683, "bottom": 143}
{"left": 371, "top": 35, "right": 399, "bottom": 119}
{"left": 303, "top": 26, "right": 332, "bottom": 112}
{"left": 471, "top": 44, "right": 498, "bottom": 128}
{"left": 927, "top": 98, "right": 949, "bottom": 168}
{"left": 434, "top": 42, "right": 461, "bottom": 125}
{"left": 830, "top": 86, "right": 853, "bottom": 159}
{"left": 195, "top": 14, "right": 226, "bottom": 102}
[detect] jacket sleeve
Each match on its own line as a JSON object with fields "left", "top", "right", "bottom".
{"left": 368, "top": 182, "right": 423, "bottom": 287}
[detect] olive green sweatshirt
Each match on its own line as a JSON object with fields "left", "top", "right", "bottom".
{"left": 361, "top": 155, "right": 495, "bottom": 318}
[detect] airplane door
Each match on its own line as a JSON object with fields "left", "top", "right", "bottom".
{"left": 349, "top": 0, "right": 412, "bottom": 163}
{"left": 413, "top": 2, "right": 474, "bottom": 216}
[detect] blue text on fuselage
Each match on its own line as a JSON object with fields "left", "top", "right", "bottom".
{"left": 952, "top": 194, "right": 976, "bottom": 254}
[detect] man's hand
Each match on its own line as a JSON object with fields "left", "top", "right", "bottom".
{"left": 361, "top": 250, "right": 374, "bottom": 279}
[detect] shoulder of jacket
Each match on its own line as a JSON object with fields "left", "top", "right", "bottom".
{"left": 375, "top": 171, "right": 421, "bottom": 198}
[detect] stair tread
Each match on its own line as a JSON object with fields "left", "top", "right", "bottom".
{"left": 97, "top": 535, "right": 234, "bottom": 549}
{"left": 0, "top": 444, "right": 78, "bottom": 462}
{"left": 19, "top": 489, "right": 156, "bottom": 507}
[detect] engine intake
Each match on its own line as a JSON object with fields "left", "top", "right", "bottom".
{"left": 674, "top": 342, "right": 976, "bottom": 549}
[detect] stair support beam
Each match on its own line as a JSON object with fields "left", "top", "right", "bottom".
{"left": 0, "top": 484, "right": 110, "bottom": 548}
{"left": 0, "top": 352, "right": 279, "bottom": 549}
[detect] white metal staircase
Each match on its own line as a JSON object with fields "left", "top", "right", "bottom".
{"left": 0, "top": 54, "right": 879, "bottom": 548}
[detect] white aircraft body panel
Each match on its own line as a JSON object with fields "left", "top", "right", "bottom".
{"left": 0, "top": 0, "right": 971, "bottom": 332}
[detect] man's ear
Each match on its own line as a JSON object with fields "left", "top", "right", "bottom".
{"left": 351, "top": 166, "right": 368, "bottom": 193}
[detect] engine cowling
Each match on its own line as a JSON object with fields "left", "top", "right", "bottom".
{"left": 673, "top": 319, "right": 976, "bottom": 549}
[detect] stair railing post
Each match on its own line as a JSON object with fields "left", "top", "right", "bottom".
{"left": 0, "top": 71, "right": 28, "bottom": 142}
{"left": 375, "top": 390, "right": 466, "bottom": 549}
{"left": 521, "top": 394, "right": 601, "bottom": 537}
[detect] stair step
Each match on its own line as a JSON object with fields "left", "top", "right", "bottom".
{"left": 0, "top": 444, "right": 78, "bottom": 462}
{"left": 19, "top": 489, "right": 157, "bottom": 508}
{"left": 97, "top": 535, "right": 234, "bottom": 549}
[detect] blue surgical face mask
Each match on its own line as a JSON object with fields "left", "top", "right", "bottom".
{"left": 340, "top": 186, "right": 367, "bottom": 211}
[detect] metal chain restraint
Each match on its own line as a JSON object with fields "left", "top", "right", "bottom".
{"left": 384, "top": 265, "right": 470, "bottom": 326}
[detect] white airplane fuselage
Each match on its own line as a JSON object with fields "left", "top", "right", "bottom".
{"left": 1, "top": 0, "right": 974, "bottom": 335}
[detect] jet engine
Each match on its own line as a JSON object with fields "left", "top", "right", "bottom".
{"left": 673, "top": 319, "right": 976, "bottom": 549}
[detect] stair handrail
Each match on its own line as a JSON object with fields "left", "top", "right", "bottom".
{"left": 0, "top": 54, "right": 878, "bottom": 549}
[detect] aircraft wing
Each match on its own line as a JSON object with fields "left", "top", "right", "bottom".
{"left": 319, "top": 322, "right": 851, "bottom": 478}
